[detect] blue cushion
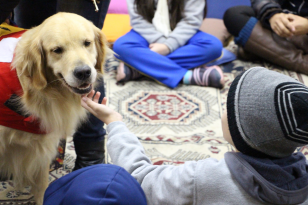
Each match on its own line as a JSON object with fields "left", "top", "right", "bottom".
{"left": 206, "top": 0, "right": 251, "bottom": 19}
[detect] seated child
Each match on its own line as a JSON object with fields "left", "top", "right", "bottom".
{"left": 223, "top": 2, "right": 308, "bottom": 74}
{"left": 113, "top": 0, "right": 224, "bottom": 89}
{"left": 81, "top": 67, "right": 308, "bottom": 204}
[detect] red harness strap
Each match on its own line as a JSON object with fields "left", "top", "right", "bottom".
{"left": 0, "top": 31, "right": 46, "bottom": 134}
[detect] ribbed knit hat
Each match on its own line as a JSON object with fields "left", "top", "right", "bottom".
{"left": 227, "top": 67, "right": 308, "bottom": 158}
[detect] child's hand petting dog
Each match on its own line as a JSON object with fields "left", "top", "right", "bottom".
{"left": 81, "top": 90, "right": 123, "bottom": 124}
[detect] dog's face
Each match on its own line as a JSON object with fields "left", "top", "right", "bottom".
{"left": 43, "top": 14, "right": 99, "bottom": 94}
{"left": 13, "top": 12, "right": 108, "bottom": 95}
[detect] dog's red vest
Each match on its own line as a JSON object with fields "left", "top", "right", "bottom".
{"left": 0, "top": 28, "right": 46, "bottom": 134}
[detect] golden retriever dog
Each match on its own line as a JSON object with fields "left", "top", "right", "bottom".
{"left": 0, "top": 12, "right": 108, "bottom": 204}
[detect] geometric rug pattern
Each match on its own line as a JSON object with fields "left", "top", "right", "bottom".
{"left": 2, "top": 43, "right": 308, "bottom": 203}
{"left": 105, "top": 75, "right": 229, "bottom": 166}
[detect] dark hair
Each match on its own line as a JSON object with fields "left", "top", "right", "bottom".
{"left": 134, "top": 0, "right": 207, "bottom": 31}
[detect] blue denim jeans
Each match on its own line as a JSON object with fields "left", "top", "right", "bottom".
{"left": 13, "top": 0, "right": 110, "bottom": 142}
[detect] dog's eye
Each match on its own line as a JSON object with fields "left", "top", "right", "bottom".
{"left": 53, "top": 47, "right": 63, "bottom": 54}
{"left": 84, "top": 41, "right": 91, "bottom": 47}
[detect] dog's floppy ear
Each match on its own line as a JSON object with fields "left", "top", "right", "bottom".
{"left": 93, "top": 26, "right": 110, "bottom": 74}
{"left": 12, "top": 27, "right": 47, "bottom": 90}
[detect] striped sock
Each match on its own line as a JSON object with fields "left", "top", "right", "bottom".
{"left": 184, "top": 66, "right": 224, "bottom": 88}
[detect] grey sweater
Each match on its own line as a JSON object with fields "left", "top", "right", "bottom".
{"left": 107, "top": 121, "right": 308, "bottom": 205}
{"left": 127, "top": 0, "right": 205, "bottom": 52}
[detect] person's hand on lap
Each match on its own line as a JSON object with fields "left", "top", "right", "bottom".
{"left": 149, "top": 43, "right": 170, "bottom": 56}
{"left": 269, "top": 13, "right": 295, "bottom": 37}
{"left": 287, "top": 14, "right": 308, "bottom": 35}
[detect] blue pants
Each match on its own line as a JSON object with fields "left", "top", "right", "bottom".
{"left": 44, "top": 164, "right": 147, "bottom": 205}
{"left": 113, "top": 29, "right": 223, "bottom": 88}
{"left": 13, "top": 0, "right": 110, "bottom": 141}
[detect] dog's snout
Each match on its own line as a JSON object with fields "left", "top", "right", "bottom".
{"left": 74, "top": 65, "right": 92, "bottom": 80}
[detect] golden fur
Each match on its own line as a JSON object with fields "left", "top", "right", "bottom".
{"left": 0, "top": 12, "right": 108, "bottom": 204}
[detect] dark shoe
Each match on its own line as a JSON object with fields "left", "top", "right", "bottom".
{"left": 73, "top": 139, "right": 105, "bottom": 171}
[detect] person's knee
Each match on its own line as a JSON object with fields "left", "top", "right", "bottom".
{"left": 113, "top": 34, "right": 141, "bottom": 58}
{"left": 193, "top": 33, "right": 223, "bottom": 60}
{"left": 208, "top": 35, "right": 223, "bottom": 59}
{"left": 223, "top": 7, "right": 239, "bottom": 31}
{"left": 223, "top": 6, "right": 254, "bottom": 36}
{"left": 113, "top": 36, "right": 127, "bottom": 56}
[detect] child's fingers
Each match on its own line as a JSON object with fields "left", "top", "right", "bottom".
{"left": 81, "top": 98, "right": 96, "bottom": 114}
{"left": 272, "top": 25, "right": 282, "bottom": 36}
{"left": 282, "top": 17, "right": 295, "bottom": 32}
{"left": 93, "top": 91, "right": 101, "bottom": 103}
{"left": 87, "top": 90, "right": 96, "bottom": 99}
{"left": 286, "top": 13, "right": 295, "bottom": 22}
{"left": 102, "top": 97, "right": 107, "bottom": 105}
{"left": 82, "top": 96, "right": 103, "bottom": 114}
{"left": 279, "top": 21, "right": 293, "bottom": 36}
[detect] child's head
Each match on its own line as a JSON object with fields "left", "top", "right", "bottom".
{"left": 223, "top": 67, "right": 308, "bottom": 158}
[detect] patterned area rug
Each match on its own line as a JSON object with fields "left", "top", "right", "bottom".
{"left": 2, "top": 44, "right": 308, "bottom": 204}
{"left": 104, "top": 54, "right": 308, "bottom": 165}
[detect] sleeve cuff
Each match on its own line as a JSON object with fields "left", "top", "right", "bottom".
{"left": 156, "top": 36, "right": 167, "bottom": 44}
{"left": 261, "top": 8, "right": 283, "bottom": 28}
{"left": 164, "top": 37, "right": 180, "bottom": 53}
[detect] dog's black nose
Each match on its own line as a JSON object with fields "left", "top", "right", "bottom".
{"left": 74, "top": 65, "right": 91, "bottom": 80}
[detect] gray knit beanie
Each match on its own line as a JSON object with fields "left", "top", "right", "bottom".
{"left": 227, "top": 67, "right": 308, "bottom": 158}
